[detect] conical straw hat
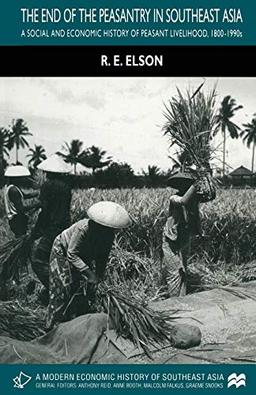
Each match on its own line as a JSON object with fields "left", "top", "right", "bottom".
{"left": 168, "top": 168, "right": 197, "bottom": 189}
{"left": 37, "top": 154, "right": 71, "bottom": 173}
{"left": 5, "top": 165, "right": 30, "bottom": 177}
{"left": 87, "top": 201, "right": 131, "bottom": 229}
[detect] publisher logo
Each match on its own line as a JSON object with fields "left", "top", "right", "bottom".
{"left": 13, "top": 371, "right": 32, "bottom": 389}
{"left": 227, "top": 373, "right": 246, "bottom": 388}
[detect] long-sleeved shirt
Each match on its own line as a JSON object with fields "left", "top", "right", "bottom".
{"left": 59, "top": 219, "right": 114, "bottom": 278}
{"left": 164, "top": 175, "right": 216, "bottom": 251}
{"left": 164, "top": 195, "right": 202, "bottom": 251}
{"left": 4, "top": 185, "right": 24, "bottom": 219}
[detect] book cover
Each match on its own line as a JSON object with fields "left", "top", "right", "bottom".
{"left": 0, "top": 1, "right": 255, "bottom": 394}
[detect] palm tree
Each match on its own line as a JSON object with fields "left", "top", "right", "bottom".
{"left": 240, "top": 115, "right": 256, "bottom": 173}
{"left": 0, "top": 127, "right": 10, "bottom": 184}
{"left": 79, "top": 146, "right": 112, "bottom": 174}
{"left": 27, "top": 144, "right": 47, "bottom": 169}
{"left": 142, "top": 165, "right": 162, "bottom": 187}
{"left": 58, "top": 139, "right": 84, "bottom": 174}
{"left": 216, "top": 96, "right": 243, "bottom": 176}
{"left": 9, "top": 119, "right": 32, "bottom": 164}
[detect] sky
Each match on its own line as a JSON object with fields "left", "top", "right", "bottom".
{"left": 0, "top": 77, "right": 256, "bottom": 174}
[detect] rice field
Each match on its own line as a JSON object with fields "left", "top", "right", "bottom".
{"left": 1, "top": 187, "right": 256, "bottom": 303}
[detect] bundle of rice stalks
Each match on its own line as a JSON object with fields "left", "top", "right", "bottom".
{"left": 106, "top": 243, "right": 161, "bottom": 300}
{"left": 96, "top": 283, "right": 179, "bottom": 358}
{"left": 0, "top": 301, "right": 46, "bottom": 341}
{"left": 163, "top": 84, "right": 219, "bottom": 169}
{"left": 0, "top": 233, "right": 33, "bottom": 283}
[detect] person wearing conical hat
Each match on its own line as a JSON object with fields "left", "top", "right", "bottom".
{"left": 31, "top": 154, "right": 72, "bottom": 304}
{"left": 46, "top": 201, "right": 131, "bottom": 328}
{"left": 4, "top": 165, "right": 39, "bottom": 237}
{"left": 161, "top": 166, "right": 216, "bottom": 297}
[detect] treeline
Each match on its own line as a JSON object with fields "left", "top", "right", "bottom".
{"left": 68, "top": 164, "right": 170, "bottom": 189}
{"left": 0, "top": 119, "right": 171, "bottom": 188}
{"left": 1, "top": 89, "right": 256, "bottom": 189}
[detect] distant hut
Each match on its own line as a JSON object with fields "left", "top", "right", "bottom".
{"left": 228, "top": 166, "right": 253, "bottom": 186}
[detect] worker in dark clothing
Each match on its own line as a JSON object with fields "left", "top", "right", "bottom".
{"left": 31, "top": 154, "right": 72, "bottom": 303}
{"left": 4, "top": 165, "right": 39, "bottom": 237}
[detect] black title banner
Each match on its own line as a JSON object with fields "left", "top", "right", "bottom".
{"left": 0, "top": 46, "right": 254, "bottom": 76}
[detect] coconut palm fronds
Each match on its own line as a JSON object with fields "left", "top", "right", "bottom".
{"left": 97, "top": 284, "right": 178, "bottom": 358}
{"left": 0, "top": 301, "right": 46, "bottom": 340}
{"left": 0, "top": 234, "right": 33, "bottom": 283}
{"left": 163, "top": 85, "right": 219, "bottom": 169}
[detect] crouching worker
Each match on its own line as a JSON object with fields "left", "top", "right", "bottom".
{"left": 161, "top": 166, "right": 216, "bottom": 297}
{"left": 47, "top": 201, "right": 131, "bottom": 329}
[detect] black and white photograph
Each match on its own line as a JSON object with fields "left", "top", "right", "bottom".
{"left": 0, "top": 76, "right": 256, "bottom": 365}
